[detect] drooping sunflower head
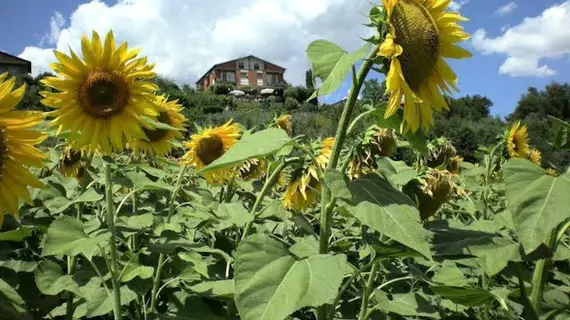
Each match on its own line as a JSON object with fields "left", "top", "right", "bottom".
{"left": 313, "top": 137, "right": 335, "bottom": 170}
{"left": 41, "top": 30, "right": 159, "bottom": 154}
{"left": 403, "top": 168, "right": 454, "bottom": 221}
{"left": 379, "top": 0, "right": 471, "bottom": 132}
{"left": 59, "top": 147, "right": 85, "bottom": 178}
{"left": 181, "top": 120, "right": 241, "bottom": 184}
{"left": 369, "top": 127, "right": 397, "bottom": 157}
{"left": 0, "top": 73, "right": 47, "bottom": 223}
{"left": 133, "top": 95, "right": 187, "bottom": 156}
{"left": 282, "top": 167, "right": 322, "bottom": 211}
{"left": 347, "top": 150, "right": 377, "bottom": 180}
{"left": 446, "top": 155, "right": 463, "bottom": 175}
{"left": 274, "top": 114, "right": 293, "bottom": 137}
{"left": 237, "top": 158, "right": 268, "bottom": 181}
{"left": 425, "top": 137, "right": 456, "bottom": 168}
{"left": 506, "top": 121, "right": 530, "bottom": 158}
{"left": 527, "top": 148, "right": 541, "bottom": 166}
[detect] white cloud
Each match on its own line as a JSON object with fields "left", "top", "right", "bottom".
{"left": 40, "top": 11, "right": 65, "bottom": 46}
{"left": 18, "top": 0, "right": 372, "bottom": 87}
{"left": 495, "top": 2, "right": 517, "bottom": 16}
{"left": 449, "top": 0, "right": 469, "bottom": 11}
{"left": 472, "top": 1, "right": 570, "bottom": 77}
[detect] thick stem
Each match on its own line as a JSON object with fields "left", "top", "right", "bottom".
{"left": 66, "top": 156, "right": 93, "bottom": 320}
{"left": 317, "top": 47, "right": 377, "bottom": 320}
{"left": 358, "top": 262, "right": 379, "bottom": 320}
{"left": 105, "top": 165, "right": 122, "bottom": 320}
{"left": 530, "top": 230, "right": 557, "bottom": 315}
{"left": 148, "top": 165, "right": 188, "bottom": 313}
{"left": 241, "top": 161, "right": 288, "bottom": 241}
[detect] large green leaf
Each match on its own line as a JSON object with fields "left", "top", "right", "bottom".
{"left": 347, "top": 174, "right": 432, "bottom": 259}
{"left": 432, "top": 266, "right": 469, "bottom": 287}
{"left": 234, "top": 234, "right": 346, "bottom": 320}
{"left": 306, "top": 40, "right": 370, "bottom": 99}
{"left": 324, "top": 169, "right": 351, "bottom": 201}
{"left": 200, "top": 128, "right": 291, "bottom": 173}
{"left": 84, "top": 285, "right": 137, "bottom": 317}
{"left": 0, "top": 227, "right": 32, "bottom": 242}
{"left": 431, "top": 286, "right": 506, "bottom": 308}
{"left": 35, "top": 261, "right": 82, "bottom": 296}
{"left": 188, "top": 280, "right": 234, "bottom": 300}
{"left": 504, "top": 158, "right": 570, "bottom": 254}
{"left": 377, "top": 292, "right": 440, "bottom": 319}
{"left": 216, "top": 203, "right": 254, "bottom": 228}
{"left": 0, "top": 260, "right": 38, "bottom": 273}
{"left": 52, "top": 188, "right": 104, "bottom": 214}
{"left": 42, "top": 216, "right": 109, "bottom": 257}
{"left": 0, "top": 278, "right": 33, "bottom": 320}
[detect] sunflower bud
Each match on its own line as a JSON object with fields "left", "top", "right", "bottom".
{"left": 59, "top": 148, "right": 84, "bottom": 179}
{"left": 403, "top": 169, "right": 454, "bottom": 221}
{"left": 527, "top": 148, "right": 541, "bottom": 165}
{"left": 446, "top": 155, "right": 463, "bottom": 175}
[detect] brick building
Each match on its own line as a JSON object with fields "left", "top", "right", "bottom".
{"left": 0, "top": 51, "right": 32, "bottom": 76}
{"left": 196, "top": 55, "right": 286, "bottom": 91}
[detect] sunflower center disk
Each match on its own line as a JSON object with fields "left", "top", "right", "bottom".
{"left": 196, "top": 135, "right": 224, "bottom": 165}
{"left": 392, "top": 0, "right": 439, "bottom": 91}
{"left": 143, "top": 112, "right": 171, "bottom": 142}
{"left": 80, "top": 71, "right": 129, "bottom": 117}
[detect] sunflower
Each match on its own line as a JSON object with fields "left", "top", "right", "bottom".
{"left": 181, "top": 120, "right": 241, "bottom": 184}
{"left": 237, "top": 158, "right": 267, "bottom": 181}
{"left": 282, "top": 169, "right": 322, "bottom": 211}
{"left": 347, "top": 150, "right": 377, "bottom": 179}
{"left": 370, "top": 128, "right": 397, "bottom": 157}
{"left": 403, "top": 169, "right": 454, "bottom": 221}
{"left": 133, "top": 95, "right": 187, "bottom": 156}
{"left": 378, "top": 0, "right": 472, "bottom": 132}
{"left": 314, "top": 137, "right": 335, "bottom": 171}
{"left": 506, "top": 121, "right": 530, "bottom": 158}
{"left": 527, "top": 148, "right": 541, "bottom": 165}
{"left": 0, "top": 73, "right": 47, "bottom": 225}
{"left": 41, "top": 30, "right": 159, "bottom": 154}
{"left": 275, "top": 114, "right": 293, "bottom": 137}
{"left": 59, "top": 147, "right": 84, "bottom": 178}
{"left": 545, "top": 168, "right": 557, "bottom": 177}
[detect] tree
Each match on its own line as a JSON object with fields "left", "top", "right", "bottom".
{"left": 305, "top": 69, "right": 315, "bottom": 91}
{"left": 361, "top": 79, "right": 386, "bottom": 103}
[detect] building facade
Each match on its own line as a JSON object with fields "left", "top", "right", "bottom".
{"left": 196, "top": 55, "right": 285, "bottom": 91}
{"left": 0, "top": 51, "right": 32, "bottom": 76}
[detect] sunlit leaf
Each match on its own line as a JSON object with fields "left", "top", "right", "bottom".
{"left": 42, "top": 216, "right": 109, "bottom": 257}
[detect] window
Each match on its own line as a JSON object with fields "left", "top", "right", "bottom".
{"left": 240, "top": 71, "right": 249, "bottom": 85}
{"left": 267, "top": 73, "right": 280, "bottom": 85}
{"left": 221, "top": 71, "right": 236, "bottom": 82}
{"left": 253, "top": 63, "right": 260, "bottom": 70}
{"left": 257, "top": 71, "right": 263, "bottom": 86}
{"left": 238, "top": 62, "right": 245, "bottom": 69}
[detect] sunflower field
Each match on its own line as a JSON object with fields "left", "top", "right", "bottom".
{"left": 2, "top": 1, "right": 570, "bottom": 320}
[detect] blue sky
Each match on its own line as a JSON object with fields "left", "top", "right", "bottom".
{"left": 1, "top": 0, "right": 569, "bottom": 118}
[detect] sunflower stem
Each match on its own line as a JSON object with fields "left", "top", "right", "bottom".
{"left": 358, "top": 261, "right": 379, "bottom": 320}
{"left": 241, "top": 160, "right": 289, "bottom": 241}
{"left": 317, "top": 47, "right": 377, "bottom": 320}
{"left": 65, "top": 154, "right": 93, "bottom": 320}
{"left": 530, "top": 229, "right": 558, "bottom": 315}
{"left": 104, "top": 164, "right": 122, "bottom": 320}
{"left": 149, "top": 165, "right": 188, "bottom": 314}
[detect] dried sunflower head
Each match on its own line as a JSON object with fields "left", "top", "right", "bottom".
{"left": 424, "top": 137, "right": 457, "bottom": 169}
{"left": 403, "top": 169, "right": 459, "bottom": 221}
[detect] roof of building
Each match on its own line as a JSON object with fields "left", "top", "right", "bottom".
{"left": 0, "top": 51, "right": 32, "bottom": 73}
{"left": 195, "top": 55, "right": 286, "bottom": 84}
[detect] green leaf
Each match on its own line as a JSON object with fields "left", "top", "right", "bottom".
{"left": 0, "top": 227, "right": 32, "bottom": 242}
{"left": 306, "top": 40, "right": 370, "bottom": 99}
{"left": 163, "top": 291, "right": 225, "bottom": 320}
{"left": 116, "top": 213, "right": 154, "bottom": 230}
{"left": 504, "top": 158, "right": 570, "bottom": 254}
{"left": 380, "top": 292, "right": 440, "bottom": 319}
{"left": 42, "top": 216, "right": 109, "bottom": 257}
{"left": 52, "top": 188, "right": 104, "bottom": 214}
{"left": 216, "top": 203, "right": 254, "bottom": 228}
{"left": 431, "top": 286, "right": 498, "bottom": 307}
{"left": 120, "top": 253, "right": 154, "bottom": 282}
{"left": 84, "top": 285, "right": 137, "bottom": 317}
{"left": 348, "top": 174, "right": 432, "bottom": 259}
{"left": 126, "top": 171, "right": 173, "bottom": 191}
{"left": 432, "top": 266, "right": 469, "bottom": 287}
{"left": 35, "top": 261, "right": 82, "bottom": 296}
{"left": 376, "top": 158, "right": 418, "bottom": 186}
{"left": 289, "top": 237, "right": 320, "bottom": 259}
{"left": 324, "top": 169, "right": 351, "bottom": 201}
{"left": 200, "top": 128, "right": 291, "bottom": 174}
{"left": 0, "top": 278, "right": 33, "bottom": 320}
{"left": 188, "top": 280, "right": 234, "bottom": 300}
{"left": 0, "top": 260, "right": 38, "bottom": 273}
{"left": 235, "top": 234, "right": 346, "bottom": 320}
